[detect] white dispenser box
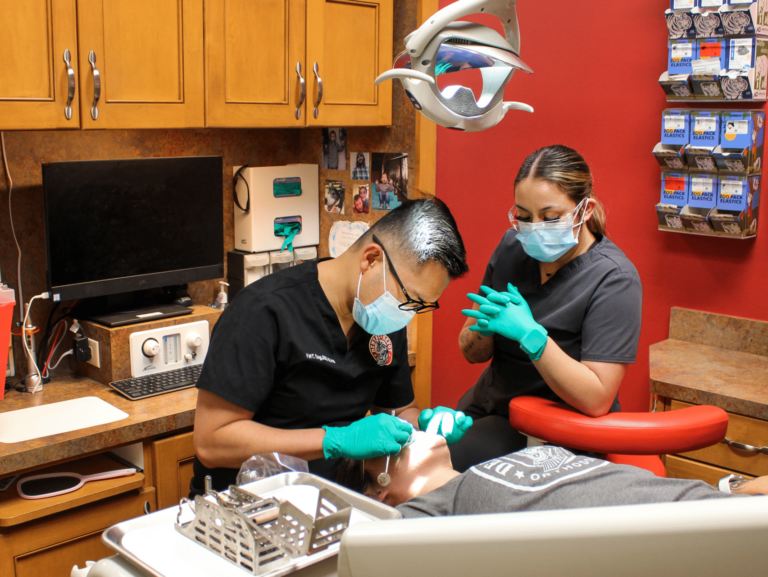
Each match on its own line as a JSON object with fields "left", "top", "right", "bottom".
{"left": 234, "top": 164, "right": 319, "bottom": 253}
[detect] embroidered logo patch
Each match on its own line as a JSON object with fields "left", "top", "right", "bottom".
{"left": 369, "top": 335, "right": 393, "bottom": 366}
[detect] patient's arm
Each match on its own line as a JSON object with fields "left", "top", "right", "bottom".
{"left": 729, "top": 475, "right": 768, "bottom": 496}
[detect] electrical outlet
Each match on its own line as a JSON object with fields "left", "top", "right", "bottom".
{"left": 87, "top": 338, "right": 100, "bottom": 368}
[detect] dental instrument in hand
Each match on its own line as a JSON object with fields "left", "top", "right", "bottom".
{"left": 378, "top": 410, "right": 397, "bottom": 487}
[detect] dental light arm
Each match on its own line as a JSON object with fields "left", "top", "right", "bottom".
{"left": 375, "top": 0, "right": 533, "bottom": 131}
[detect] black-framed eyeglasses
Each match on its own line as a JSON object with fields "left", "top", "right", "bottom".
{"left": 372, "top": 234, "right": 439, "bottom": 314}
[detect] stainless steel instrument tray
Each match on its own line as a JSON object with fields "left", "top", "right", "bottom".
{"left": 102, "top": 473, "right": 400, "bottom": 577}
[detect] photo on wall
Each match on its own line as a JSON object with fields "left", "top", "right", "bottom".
{"left": 352, "top": 184, "right": 370, "bottom": 214}
{"left": 350, "top": 152, "right": 370, "bottom": 181}
{"left": 371, "top": 153, "right": 408, "bottom": 211}
{"left": 321, "top": 128, "right": 347, "bottom": 170}
{"left": 324, "top": 180, "right": 345, "bottom": 214}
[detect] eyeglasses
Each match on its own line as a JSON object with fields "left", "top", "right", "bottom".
{"left": 508, "top": 199, "right": 587, "bottom": 232}
{"left": 372, "top": 234, "right": 439, "bottom": 314}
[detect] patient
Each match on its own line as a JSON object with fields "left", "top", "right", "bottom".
{"left": 336, "top": 432, "right": 767, "bottom": 517}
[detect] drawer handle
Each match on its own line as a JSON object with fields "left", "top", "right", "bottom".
{"left": 722, "top": 437, "right": 768, "bottom": 455}
{"left": 88, "top": 50, "right": 101, "bottom": 120}
{"left": 295, "top": 62, "right": 306, "bottom": 120}
{"left": 313, "top": 62, "right": 323, "bottom": 119}
{"left": 63, "top": 49, "right": 75, "bottom": 120}
{"left": 144, "top": 501, "right": 151, "bottom": 515}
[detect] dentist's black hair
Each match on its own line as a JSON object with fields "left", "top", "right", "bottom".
{"left": 352, "top": 198, "right": 469, "bottom": 279}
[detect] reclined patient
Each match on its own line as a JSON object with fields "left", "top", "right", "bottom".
{"left": 336, "top": 431, "right": 766, "bottom": 516}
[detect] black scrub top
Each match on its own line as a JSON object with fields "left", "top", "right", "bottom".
{"left": 468, "top": 230, "right": 642, "bottom": 418}
{"left": 191, "top": 260, "right": 414, "bottom": 494}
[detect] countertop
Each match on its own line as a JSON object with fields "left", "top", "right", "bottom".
{"left": 650, "top": 339, "right": 768, "bottom": 421}
{"left": 0, "top": 373, "right": 197, "bottom": 477}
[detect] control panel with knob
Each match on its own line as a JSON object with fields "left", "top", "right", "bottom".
{"left": 129, "top": 320, "right": 210, "bottom": 377}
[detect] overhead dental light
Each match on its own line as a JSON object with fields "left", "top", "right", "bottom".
{"left": 375, "top": 0, "right": 534, "bottom": 132}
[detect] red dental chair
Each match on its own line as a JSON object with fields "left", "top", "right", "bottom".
{"left": 509, "top": 396, "right": 729, "bottom": 477}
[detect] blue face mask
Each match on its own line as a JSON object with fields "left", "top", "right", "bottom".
{"left": 513, "top": 199, "right": 588, "bottom": 263}
{"left": 353, "top": 253, "right": 415, "bottom": 335}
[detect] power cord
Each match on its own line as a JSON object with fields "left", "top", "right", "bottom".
{"left": 1, "top": 132, "right": 24, "bottom": 328}
{"left": 22, "top": 292, "right": 49, "bottom": 392}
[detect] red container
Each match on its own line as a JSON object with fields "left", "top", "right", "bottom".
{"left": 0, "top": 296, "right": 16, "bottom": 400}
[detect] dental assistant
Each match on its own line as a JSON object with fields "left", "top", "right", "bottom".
{"left": 191, "top": 199, "right": 471, "bottom": 495}
{"left": 453, "top": 145, "right": 642, "bottom": 472}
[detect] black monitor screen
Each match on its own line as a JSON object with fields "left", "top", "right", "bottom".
{"left": 43, "top": 156, "right": 224, "bottom": 301}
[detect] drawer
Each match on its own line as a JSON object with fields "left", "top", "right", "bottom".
{"left": 665, "top": 455, "right": 754, "bottom": 487}
{"left": 671, "top": 401, "right": 768, "bottom": 478}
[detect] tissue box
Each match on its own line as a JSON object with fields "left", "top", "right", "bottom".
{"left": 661, "top": 172, "right": 691, "bottom": 206}
{"left": 662, "top": 110, "right": 692, "bottom": 145}
{"left": 670, "top": 39, "right": 699, "bottom": 74}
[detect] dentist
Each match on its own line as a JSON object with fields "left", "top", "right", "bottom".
{"left": 454, "top": 145, "right": 643, "bottom": 472}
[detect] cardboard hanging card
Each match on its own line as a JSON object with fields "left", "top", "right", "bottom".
{"left": 720, "top": 1, "right": 768, "bottom": 37}
{"left": 694, "top": 10, "right": 726, "bottom": 37}
{"left": 654, "top": 143, "right": 690, "bottom": 171}
{"left": 656, "top": 203, "right": 687, "bottom": 231}
{"left": 662, "top": 110, "right": 692, "bottom": 145}
{"left": 661, "top": 172, "right": 691, "bottom": 206}
{"left": 660, "top": 72, "right": 696, "bottom": 99}
{"left": 669, "top": 39, "right": 699, "bottom": 75}
{"left": 689, "top": 172, "right": 719, "bottom": 208}
{"left": 680, "top": 205, "right": 718, "bottom": 233}
{"left": 667, "top": 10, "right": 698, "bottom": 39}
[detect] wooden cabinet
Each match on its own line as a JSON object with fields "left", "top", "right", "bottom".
{"left": 0, "top": 0, "right": 81, "bottom": 130}
{"left": 205, "top": 0, "right": 393, "bottom": 128}
{"left": 151, "top": 431, "right": 196, "bottom": 510}
{"left": 306, "top": 0, "right": 393, "bottom": 127}
{"left": 77, "top": 0, "right": 205, "bottom": 129}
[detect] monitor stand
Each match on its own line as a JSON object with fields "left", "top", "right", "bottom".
{"left": 88, "top": 304, "right": 193, "bottom": 328}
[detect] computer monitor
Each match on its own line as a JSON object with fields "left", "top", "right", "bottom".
{"left": 43, "top": 156, "right": 224, "bottom": 304}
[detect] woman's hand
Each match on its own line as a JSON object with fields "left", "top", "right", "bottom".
{"left": 462, "top": 284, "right": 548, "bottom": 360}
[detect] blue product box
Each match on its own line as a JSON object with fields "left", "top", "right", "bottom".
{"left": 669, "top": 39, "right": 698, "bottom": 75}
{"left": 697, "top": 39, "right": 727, "bottom": 70}
{"left": 727, "top": 38, "right": 755, "bottom": 71}
{"left": 691, "top": 111, "right": 722, "bottom": 147}
{"left": 717, "top": 175, "right": 750, "bottom": 210}
{"left": 720, "top": 110, "right": 755, "bottom": 149}
{"left": 661, "top": 172, "right": 691, "bottom": 206}
{"left": 689, "top": 173, "right": 718, "bottom": 208}
{"left": 662, "top": 110, "right": 691, "bottom": 145}
{"left": 671, "top": 0, "right": 696, "bottom": 8}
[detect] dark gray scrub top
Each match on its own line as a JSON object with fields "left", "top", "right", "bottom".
{"left": 468, "top": 230, "right": 642, "bottom": 418}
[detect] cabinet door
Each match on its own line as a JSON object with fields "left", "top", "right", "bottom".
{"left": 76, "top": 0, "right": 205, "bottom": 129}
{"left": 0, "top": 0, "right": 80, "bottom": 130}
{"left": 306, "top": 0, "right": 393, "bottom": 127}
{"left": 151, "top": 431, "right": 195, "bottom": 510}
{"left": 205, "top": 0, "right": 307, "bottom": 127}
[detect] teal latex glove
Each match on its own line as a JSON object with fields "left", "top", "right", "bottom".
{"left": 322, "top": 414, "right": 413, "bottom": 460}
{"left": 418, "top": 407, "right": 473, "bottom": 445}
{"left": 461, "top": 284, "right": 548, "bottom": 360}
{"left": 274, "top": 222, "right": 302, "bottom": 253}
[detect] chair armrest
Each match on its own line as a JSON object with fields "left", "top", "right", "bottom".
{"left": 509, "top": 396, "right": 728, "bottom": 455}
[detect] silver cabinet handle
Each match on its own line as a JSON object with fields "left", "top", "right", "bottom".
{"left": 88, "top": 50, "right": 101, "bottom": 120}
{"left": 313, "top": 62, "right": 323, "bottom": 119}
{"left": 722, "top": 437, "right": 768, "bottom": 455}
{"left": 63, "top": 49, "right": 75, "bottom": 120}
{"left": 295, "top": 62, "right": 305, "bottom": 120}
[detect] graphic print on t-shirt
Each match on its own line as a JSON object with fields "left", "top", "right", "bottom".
{"left": 469, "top": 446, "right": 608, "bottom": 492}
{"left": 369, "top": 335, "right": 393, "bottom": 366}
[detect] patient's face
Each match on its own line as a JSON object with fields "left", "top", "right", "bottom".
{"left": 363, "top": 431, "right": 451, "bottom": 507}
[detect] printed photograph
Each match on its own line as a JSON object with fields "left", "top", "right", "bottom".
{"left": 324, "top": 180, "right": 345, "bottom": 214}
{"left": 322, "top": 128, "right": 347, "bottom": 170}
{"left": 350, "top": 152, "right": 370, "bottom": 181}
{"left": 352, "top": 184, "right": 370, "bottom": 214}
{"left": 371, "top": 152, "right": 408, "bottom": 211}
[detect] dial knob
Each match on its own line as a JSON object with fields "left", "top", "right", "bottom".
{"left": 186, "top": 332, "right": 203, "bottom": 349}
{"left": 142, "top": 338, "right": 160, "bottom": 358}
{"left": 184, "top": 353, "right": 194, "bottom": 361}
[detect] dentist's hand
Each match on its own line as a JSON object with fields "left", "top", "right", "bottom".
{"left": 322, "top": 414, "right": 413, "bottom": 460}
{"left": 418, "top": 407, "right": 473, "bottom": 445}
{"left": 462, "top": 284, "right": 548, "bottom": 360}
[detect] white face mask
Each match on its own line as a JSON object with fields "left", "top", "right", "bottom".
{"left": 352, "top": 253, "right": 415, "bottom": 335}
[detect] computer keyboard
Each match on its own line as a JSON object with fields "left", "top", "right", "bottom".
{"left": 109, "top": 364, "right": 203, "bottom": 400}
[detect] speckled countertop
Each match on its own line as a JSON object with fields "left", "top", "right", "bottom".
{"left": 650, "top": 339, "right": 768, "bottom": 420}
{"left": 0, "top": 374, "right": 196, "bottom": 477}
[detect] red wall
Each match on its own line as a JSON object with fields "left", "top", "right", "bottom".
{"left": 431, "top": 1, "right": 768, "bottom": 412}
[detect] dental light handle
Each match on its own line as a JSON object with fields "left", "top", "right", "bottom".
{"left": 405, "top": 0, "right": 521, "bottom": 58}
{"left": 503, "top": 101, "right": 534, "bottom": 113}
{"left": 374, "top": 69, "right": 435, "bottom": 86}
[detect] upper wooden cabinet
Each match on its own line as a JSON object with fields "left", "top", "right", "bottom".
{"left": 76, "top": 0, "right": 205, "bottom": 129}
{"left": 205, "top": 0, "right": 393, "bottom": 128}
{"left": 0, "top": 0, "right": 81, "bottom": 130}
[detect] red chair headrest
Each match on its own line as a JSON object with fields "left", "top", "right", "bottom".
{"left": 509, "top": 396, "right": 728, "bottom": 455}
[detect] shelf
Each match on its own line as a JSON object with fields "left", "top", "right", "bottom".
{"left": 667, "top": 98, "right": 768, "bottom": 103}
{"left": 658, "top": 227, "right": 756, "bottom": 239}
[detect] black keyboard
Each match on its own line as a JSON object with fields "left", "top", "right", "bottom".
{"left": 109, "top": 364, "right": 203, "bottom": 400}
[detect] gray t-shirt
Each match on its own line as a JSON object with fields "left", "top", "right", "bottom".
{"left": 396, "top": 447, "right": 735, "bottom": 518}
{"left": 470, "top": 231, "right": 643, "bottom": 417}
